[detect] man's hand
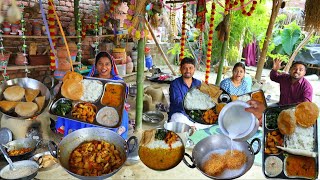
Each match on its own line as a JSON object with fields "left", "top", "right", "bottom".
{"left": 245, "top": 100, "right": 266, "bottom": 126}
{"left": 272, "top": 58, "right": 284, "bottom": 71}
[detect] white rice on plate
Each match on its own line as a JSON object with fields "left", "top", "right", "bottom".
{"left": 285, "top": 125, "right": 314, "bottom": 152}
{"left": 184, "top": 88, "right": 215, "bottom": 110}
{"left": 80, "top": 79, "right": 103, "bottom": 102}
{"left": 145, "top": 140, "right": 182, "bottom": 149}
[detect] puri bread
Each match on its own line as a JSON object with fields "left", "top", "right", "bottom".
{"left": 25, "top": 88, "right": 40, "bottom": 102}
{"left": 0, "top": 101, "right": 19, "bottom": 112}
{"left": 35, "top": 96, "right": 46, "bottom": 112}
{"left": 295, "top": 102, "right": 319, "bottom": 128}
{"left": 63, "top": 71, "right": 83, "bottom": 82}
{"left": 277, "top": 109, "right": 296, "bottom": 135}
{"left": 3, "top": 85, "right": 25, "bottom": 101}
{"left": 61, "top": 79, "right": 83, "bottom": 100}
{"left": 15, "top": 102, "right": 38, "bottom": 117}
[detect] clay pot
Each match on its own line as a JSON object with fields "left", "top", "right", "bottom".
{"left": 126, "top": 55, "right": 132, "bottom": 63}
{"left": 2, "top": 22, "right": 11, "bottom": 35}
{"left": 56, "top": 47, "right": 68, "bottom": 59}
{"left": 57, "top": 59, "right": 71, "bottom": 71}
{"left": 15, "top": 52, "right": 26, "bottom": 66}
{"left": 126, "top": 62, "right": 133, "bottom": 74}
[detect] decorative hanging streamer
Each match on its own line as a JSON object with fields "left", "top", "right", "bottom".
{"left": 39, "top": 0, "right": 57, "bottom": 69}
{"left": 179, "top": 3, "right": 187, "bottom": 62}
{"left": 20, "top": 4, "right": 29, "bottom": 75}
{"left": 94, "top": 7, "right": 99, "bottom": 57}
{"left": 204, "top": 2, "right": 216, "bottom": 84}
{"left": 51, "top": 1, "right": 74, "bottom": 72}
{"left": 124, "top": 0, "right": 148, "bottom": 42}
{"left": 76, "top": 5, "right": 82, "bottom": 68}
{"left": 195, "top": 0, "right": 207, "bottom": 30}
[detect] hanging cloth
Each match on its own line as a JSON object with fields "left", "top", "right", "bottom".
{"left": 195, "top": 0, "right": 207, "bottom": 31}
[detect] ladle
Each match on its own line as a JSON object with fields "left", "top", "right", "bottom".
{"left": 0, "top": 144, "right": 15, "bottom": 170}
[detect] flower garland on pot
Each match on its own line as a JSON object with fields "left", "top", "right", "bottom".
{"left": 124, "top": 0, "right": 148, "bottom": 42}
{"left": 76, "top": 8, "right": 82, "bottom": 68}
{"left": 48, "top": 0, "right": 57, "bottom": 70}
{"left": 179, "top": 3, "right": 187, "bottom": 62}
{"left": 204, "top": 2, "right": 216, "bottom": 84}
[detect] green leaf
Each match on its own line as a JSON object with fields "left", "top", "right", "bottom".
{"left": 281, "top": 28, "right": 301, "bottom": 55}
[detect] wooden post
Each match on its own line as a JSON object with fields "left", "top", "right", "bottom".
{"left": 135, "top": 38, "right": 145, "bottom": 131}
{"left": 145, "top": 18, "right": 177, "bottom": 76}
{"left": 255, "top": 0, "right": 282, "bottom": 82}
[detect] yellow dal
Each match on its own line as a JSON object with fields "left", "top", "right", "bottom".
{"left": 139, "top": 146, "right": 184, "bottom": 170}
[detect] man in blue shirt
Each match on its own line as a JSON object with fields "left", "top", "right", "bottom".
{"left": 168, "top": 57, "right": 211, "bottom": 129}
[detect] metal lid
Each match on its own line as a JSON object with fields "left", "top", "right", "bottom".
{"left": 0, "top": 128, "right": 12, "bottom": 145}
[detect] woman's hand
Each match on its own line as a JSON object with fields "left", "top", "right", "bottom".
{"left": 245, "top": 100, "right": 266, "bottom": 126}
{"left": 272, "top": 58, "right": 284, "bottom": 71}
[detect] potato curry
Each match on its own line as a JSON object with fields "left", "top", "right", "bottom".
{"left": 69, "top": 140, "right": 124, "bottom": 176}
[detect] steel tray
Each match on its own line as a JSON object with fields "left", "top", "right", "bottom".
{"left": 262, "top": 104, "right": 319, "bottom": 179}
{"left": 183, "top": 85, "right": 232, "bottom": 125}
{"left": 49, "top": 76, "right": 126, "bottom": 128}
{"left": 237, "top": 89, "right": 267, "bottom": 109}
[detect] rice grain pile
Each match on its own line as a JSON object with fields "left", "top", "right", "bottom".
{"left": 80, "top": 79, "right": 103, "bottom": 102}
{"left": 285, "top": 125, "right": 314, "bottom": 152}
{"left": 184, "top": 88, "right": 215, "bottom": 110}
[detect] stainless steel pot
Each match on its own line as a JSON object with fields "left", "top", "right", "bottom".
{"left": 183, "top": 134, "right": 261, "bottom": 179}
{"left": 0, "top": 77, "right": 53, "bottom": 120}
{"left": 0, "top": 145, "right": 39, "bottom": 180}
{"left": 48, "top": 127, "right": 138, "bottom": 180}
{"left": 1, "top": 138, "right": 41, "bottom": 161}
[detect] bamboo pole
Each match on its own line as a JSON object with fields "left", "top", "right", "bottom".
{"left": 135, "top": 38, "right": 145, "bottom": 131}
{"left": 215, "top": 14, "right": 230, "bottom": 85}
{"left": 145, "top": 18, "right": 177, "bottom": 76}
{"left": 283, "top": 29, "right": 315, "bottom": 73}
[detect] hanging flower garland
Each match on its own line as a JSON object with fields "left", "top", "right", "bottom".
{"left": 94, "top": 7, "right": 100, "bottom": 56}
{"left": 169, "top": 5, "right": 176, "bottom": 41}
{"left": 240, "top": 0, "right": 257, "bottom": 16}
{"left": 82, "top": 0, "right": 120, "bottom": 38}
{"left": 20, "top": 4, "right": 29, "bottom": 75}
{"left": 179, "top": 3, "right": 187, "bottom": 62}
{"left": 48, "top": 0, "right": 57, "bottom": 70}
{"left": 76, "top": 8, "right": 82, "bottom": 68}
{"left": 124, "top": 0, "right": 148, "bottom": 42}
{"left": 223, "top": 0, "right": 257, "bottom": 16}
{"left": 204, "top": 2, "right": 216, "bottom": 84}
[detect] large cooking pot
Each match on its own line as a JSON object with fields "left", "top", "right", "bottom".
{"left": 1, "top": 138, "right": 41, "bottom": 161}
{"left": 48, "top": 127, "right": 138, "bottom": 180}
{"left": 0, "top": 144, "right": 39, "bottom": 180}
{"left": 0, "top": 77, "right": 53, "bottom": 120}
{"left": 183, "top": 134, "right": 261, "bottom": 179}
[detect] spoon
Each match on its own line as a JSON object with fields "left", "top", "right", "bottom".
{"left": 0, "top": 144, "right": 15, "bottom": 170}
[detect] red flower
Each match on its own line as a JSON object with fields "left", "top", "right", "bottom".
{"left": 242, "top": 10, "right": 246, "bottom": 14}
{"left": 247, "top": 12, "right": 252, "bottom": 16}
{"left": 250, "top": 7, "right": 255, "bottom": 11}
{"left": 253, "top": 1, "right": 257, "bottom": 4}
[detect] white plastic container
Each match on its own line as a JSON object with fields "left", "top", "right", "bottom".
{"left": 116, "top": 64, "right": 126, "bottom": 76}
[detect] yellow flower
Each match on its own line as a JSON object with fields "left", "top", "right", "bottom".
{"left": 135, "top": 30, "right": 140, "bottom": 39}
